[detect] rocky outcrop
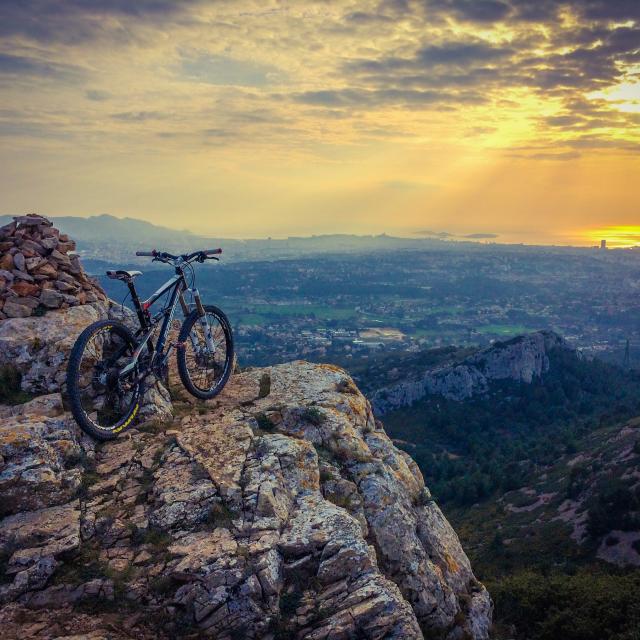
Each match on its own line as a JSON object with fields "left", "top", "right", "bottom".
{"left": 0, "top": 396, "right": 83, "bottom": 518}
{"left": 0, "top": 214, "right": 107, "bottom": 319}
{"left": 0, "top": 362, "right": 492, "bottom": 639}
{"left": 372, "top": 330, "right": 568, "bottom": 414}
{"left": 0, "top": 303, "right": 108, "bottom": 395}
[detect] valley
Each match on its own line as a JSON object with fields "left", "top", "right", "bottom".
{"left": 376, "top": 339, "right": 640, "bottom": 640}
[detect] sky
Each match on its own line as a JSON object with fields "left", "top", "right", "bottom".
{"left": 0, "top": 0, "right": 638, "bottom": 246}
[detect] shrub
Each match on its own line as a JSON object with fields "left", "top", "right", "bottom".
{"left": 279, "top": 590, "right": 303, "bottom": 617}
{"left": 149, "top": 575, "right": 175, "bottom": 596}
{"left": 258, "top": 372, "right": 271, "bottom": 398}
{"left": 130, "top": 527, "right": 172, "bottom": 549}
{"left": 566, "top": 465, "right": 590, "bottom": 499}
{"left": 0, "top": 365, "right": 31, "bottom": 404}
{"left": 336, "top": 378, "right": 358, "bottom": 395}
{"left": 586, "top": 479, "right": 640, "bottom": 538}
{"left": 254, "top": 412, "right": 275, "bottom": 431}
{"left": 300, "top": 407, "right": 326, "bottom": 426}
{"left": 206, "top": 502, "right": 237, "bottom": 528}
{"left": 489, "top": 568, "right": 640, "bottom": 640}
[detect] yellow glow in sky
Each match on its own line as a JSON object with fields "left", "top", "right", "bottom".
{"left": 0, "top": 1, "right": 638, "bottom": 245}
{"left": 585, "top": 226, "right": 640, "bottom": 248}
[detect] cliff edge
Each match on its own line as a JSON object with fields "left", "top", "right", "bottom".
{"left": 372, "top": 331, "right": 569, "bottom": 415}
{"left": 0, "top": 362, "right": 491, "bottom": 639}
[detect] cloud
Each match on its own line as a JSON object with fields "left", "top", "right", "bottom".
{"left": 429, "top": 0, "right": 640, "bottom": 23}
{"left": 0, "top": 52, "right": 85, "bottom": 81}
{"left": 179, "top": 53, "right": 283, "bottom": 87}
{"left": 292, "top": 87, "right": 483, "bottom": 108}
{"left": 424, "top": 1, "right": 512, "bottom": 23}
{"left": 85, "top": 89, "right": 111, "bottom": 101}
{"left": 0, "top": 0, "right": 201, "bottom": 44}
{"left": 0, "top": 120, "right": 71, "bottom": 139}
{"left": 111, "top": 110, "right": 168, "bottom": 122}
{"left": 344, "top": 11, "right": 396, "bottom": 24}
{"left": 417, "top": 41, "right": 514, "bottom": 64}
{"left": 345, "top": 40, "right": 513, "bottom": 77}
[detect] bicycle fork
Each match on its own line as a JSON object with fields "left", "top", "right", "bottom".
{"left": 183, "top": 288, "right": 217, "bottom": 354}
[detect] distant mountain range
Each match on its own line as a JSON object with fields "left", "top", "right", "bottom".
{"left": 1, "top": 214, "right": 200, "bottom": 244}
{"left": 0, "top": 213, "right": 595, "bottom": 265}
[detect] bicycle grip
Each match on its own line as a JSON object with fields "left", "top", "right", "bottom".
{"left": 136, "top": 250, "right": 156, "bottom": 257}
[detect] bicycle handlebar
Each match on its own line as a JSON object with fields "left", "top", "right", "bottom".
{"left": 135, "top": 248, "right": 222, "bottom": 263}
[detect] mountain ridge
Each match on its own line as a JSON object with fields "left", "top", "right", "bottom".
{"left": 371, "top": 330, "right": 569, "bottom": 414}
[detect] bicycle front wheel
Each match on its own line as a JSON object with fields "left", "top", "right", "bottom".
{"left": 66, "top": 320, "right": 141, "bottom": 440}
{"left": 177, "top": 305, "right": 234, "bottom": 400}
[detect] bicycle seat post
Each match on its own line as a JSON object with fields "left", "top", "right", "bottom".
{"left": 127, "top": 277, "right": 150, "bottom": 330}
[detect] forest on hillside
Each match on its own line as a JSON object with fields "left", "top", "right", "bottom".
{"left": 382, "top": 349, "right": 640, "bottom": 639}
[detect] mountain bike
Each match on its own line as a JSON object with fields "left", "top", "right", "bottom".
{"left": 66, "top": 248, "right": 234, "bottom": 440}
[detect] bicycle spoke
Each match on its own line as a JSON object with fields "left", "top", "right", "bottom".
{"left": 75, "top": 325, "right": 139, "bottom": 430}
{"left": 183, "top": 311, "right": 229, "bottom": 393}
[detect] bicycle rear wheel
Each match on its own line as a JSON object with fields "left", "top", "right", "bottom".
{"left": 66, "top": 320, "right": 141, "bottom": 440}
{"left": 177, "top": 305, "right": 234, "bottom": 400}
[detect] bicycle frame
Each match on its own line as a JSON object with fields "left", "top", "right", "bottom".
{"left": 118, "top": 266, "right": 208, "bottom": 381}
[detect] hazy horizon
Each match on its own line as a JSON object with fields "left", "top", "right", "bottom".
{"left": 2, "top": 210, "right": 633, "bottom": 249}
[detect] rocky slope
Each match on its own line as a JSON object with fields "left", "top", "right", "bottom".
{"left": 452, "top": 413, "right": 640, "bottom": 574}
{"left": 0, "top": 362, "right": 492, "bottom": 639}
{"left": 372, "top": 331, "right": 568, "bottom": 415}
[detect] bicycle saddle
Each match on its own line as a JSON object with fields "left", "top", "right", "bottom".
{"left": 106, "top": 270, "right": 143, "bottom": 281}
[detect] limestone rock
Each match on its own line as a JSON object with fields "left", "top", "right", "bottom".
{"left": 372, "top": 330, "right": 570, "bottom": 414}
{"left": 0, "top": 393, "right": 64, "bottom": 419}
{"left": 0, "top": 303, "right": 108, "bottom": 394}
{"left": 0, "top": 362, "right": 491, "bottom": 639}
{"left": 0, "top": 413, "right": 83, "bottom": 516}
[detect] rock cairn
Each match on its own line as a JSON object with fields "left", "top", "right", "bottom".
{"left": 0, "top": 214, "right": 107, "bottom": 319}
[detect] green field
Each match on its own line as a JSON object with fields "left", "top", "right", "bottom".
{"left": 409, "top": 328, "right": 463, "bottom": 339}
{"left": 477, "top": 324, "right": 535, "bottom": 336}
{"left": 235, "top": 313, "right": 268, "bottom": 326}
{"left": 230, "top": 303, "right": 357, "bottom": 326}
